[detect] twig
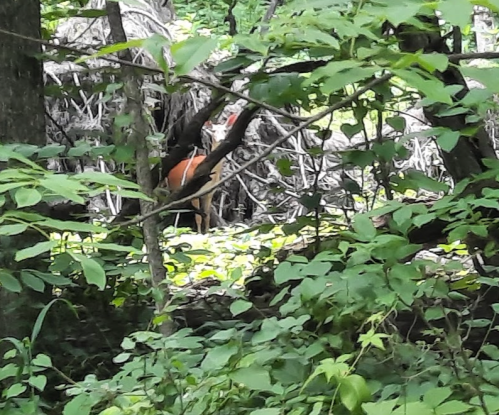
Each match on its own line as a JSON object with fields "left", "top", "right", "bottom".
{"left": 259, "top": 0, "right": 280, "bottom": 34}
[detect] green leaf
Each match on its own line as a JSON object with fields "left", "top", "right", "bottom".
{"left": 301, "top": 27, "right": 340, "bottom": 49}
{"left": 404, "top": 170, "right": 449, "bottom": 193}
{"left": 339, "top": 374, "right": 371, "bottom": 411}
{"left": 270, "top": 287, "right": 290, "bottom": 307}
{"left": 5, "top": 383, "right": 27, "bottom": 399}
{"left": 392, "top": 402, "right": 433, "bottom": 415}
{"left": 393, "top": 205, "right": 412, "bottom": 227}
{"left": 37, "top": 144, "right": 66, "bottom": 158}
{"left": 0, "top": 146, "right": 42, "bottom": 170}
{"left": 21, "top": 271, "right": 45, "bottom": 292}
{"left": 276, "top": 158, "right": 293, "bottom": 176}
{"left": 423, "top": 386, "right": 452, "bottom": 408}
{"left": 111, "top": 189, "right": 154, "bottom": 201}
{"left": 460, "top": 66, "right": 499, "bottom": 94}
{"left": 439, "top": 0, "right": 473, "bottom": 29}
{"left": 67, "top": 143, "right": 92, "bottom": 157}
{"left": 298, "top": 278, "right": 326, "bottom": 301}
{"left": 86, "top": 242, "right": 140, "bottom": 253}
{"left": 230, "top": 365, "right": 273, "bottom": 391}
{"left": 114, "top": 145, "right": 135, "bottom": 163}
{"left": 249, "top": 410, "right": 280, "bottom": 415}
{"left": 32, "top": 298, "right": 72, "bottom": 344}
{"left": 341, "top": 123, "right": 363, "bottom": 139}
{"left": 120, "top": 337, "right": 136, "bottom": 350}
{"left": 63, "top": 393, "right": 94, "bottom": 415}
{"left": 384, "top": 1, "right": 423, "bottom": 26}
{"left": 418, "top": 53, "right": 449, "bottom": 72}
{"left": 0, "top": 271, "right": 22, "bottom": 293}
{"left": 307, "top": 60, "right": 362, "bottom": 85}
{"left": 234, "top": 34, "right": 269, "bottom": 55}
{"left": 413, "top": 213, "right": 436, "bottom": 227}
{"left": 90, "top": 146, "right": 114, "bottom": 158}
{"left": 0, "top": 363, "right": 18, "bottom": 381}
{"left": 97, "top": 407, "right": 121, "bottom": 415}
{"left": 143, "top": 34, "right": 170, "bottom": 72}
{"left": 0, "top": 223, "right": 29, "bottom": 236}
{"left": 304, "top": 358, "right": 348, "bottom": 387}
{"left": 321, "top": 66, "right": 378, "bottom": 95}
{"left": 341, "top": 149, "right": 376, "bottom": 168}
{"left": 14, "top": 187, "right": 42, "bottom": 208}
{"left": 16, "top": 240, "right": 57, "bottom": 262}
{"left": 274, "top": 262, "right": 303, "bottom": 285}
{"left": 481, "top": 344, "right": 499, "bottom": 359}
{"left": 171, "top": 36, "right": 218, "bottom": 76}
{"left": 75, "top": 38, "right": 144, "bottom": 63}
{"left": 386, "top": 116, "right": 406, "bottom": 132}
{"left": 358, "top": 330, "right": 388, "bottom": 350}
{"left": 301, "top": 261, "right": 332, "bottom": 276}
{"left": 437, "top": 129, "right": 460, "bottom": 152}
{"left": 299, "top": 193, "right": 322, "bottom": 209}
{"left": 209, "top": 329, "right": 236, "bottom": 342}
{"left": 28, "top": 374, "right": 47, "bottom": 391}
{"left": 435, "top": 400, "right": 472, "bottom": 415}
{"left": 352, "top": 214, "right": 377, "bottom": 240}
{"left": 32, "top": 354, "right": 52, "bottom": 368}
{"left": 113, "top": 352, "right": 131, "bottom": 363}
{"left": 373, "top": 141, "right": 397, "bottom": 162}
{"left": 362, "top": 399, "right": 398, "bottom": 415}
{"left": 30, "top": 270, "right": 72, "bottom": 286}
{"left": 39, "top": 176, "right": 87, "bottom": 204}
{"left": 74, "top": 171, "right": 140, "bottom": 189}
{"left": 394, "top": 69, "right": 452, "bottom": 105}
{"left": 4, "top": 144, "right": 38, "bottom": 158}
{"left": 80, "top": 257, "right": 106, "bottom": 290}
{"left": 252, "top": 318, "right": 281, "bottom": 344}
{"left": 201, "top": 343, "right": 238, "bottom": 371}
{"left": 0, "top": 182, "right": 32, "bottom": 194}
{"left": 39, "top": 219, "right": 106, "bottom": 234}
{"left": 230, "top": 299, "right": 252, "bottom": 316}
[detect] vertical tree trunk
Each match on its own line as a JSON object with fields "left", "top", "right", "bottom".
{"left": 393, "top": 13, "right": 499, "bottom": 283}
{"left": 0, "top": 0, "right": 46, "bottom": 345}
{"left": 0, "top": 0, "right": 45, "bottom": 145}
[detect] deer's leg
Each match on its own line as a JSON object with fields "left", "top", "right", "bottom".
{"left": 201, "top": 193, "right": 214, "bottom": 234}
{"left": 191, "top": 198, "right": 202, "bottom": 233}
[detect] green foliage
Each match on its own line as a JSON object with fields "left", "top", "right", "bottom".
{"left": 4, "top": 0, "right": 499, "bottom": 414}
{"left": 41, "top": 0, "right": 93, "bottom": 36}
{"left": 175, "top": 0, "right": 268, "bottom": 36}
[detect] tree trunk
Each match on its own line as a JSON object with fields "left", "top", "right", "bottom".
{"left": 0, "top": 0, "right": 46, "bottom": 346}
{"left": 393, "top": 14, "right": 499, "bottom": 281}
{"left": 0, "top": 0, "right": 45, "bottom": 144}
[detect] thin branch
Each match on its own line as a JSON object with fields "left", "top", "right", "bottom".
{"left": 0, "top": 28, "right": 306, "bottom": 122}
{"left": 120, "top": 73, "right": 393, "bottom": 226}
{"left": 260, "top": 0, "right": 280, "bottom": 34}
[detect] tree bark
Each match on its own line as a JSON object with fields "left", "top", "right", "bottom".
{"left": 0, "top": 0, "right": 46, "bottom": 348}
{"left": 0, "top": 0, "right": 45, "bottom": 144}
{"left": 393, "top": 14, "right": 499, "bottom": 286}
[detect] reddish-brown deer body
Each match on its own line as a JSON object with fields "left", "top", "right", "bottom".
{"left": 166, "top": 114, "right": 237, "bottom": 233}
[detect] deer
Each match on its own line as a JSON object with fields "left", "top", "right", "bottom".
{"left": 166, "top": 113, "right": 237, "bottom": 234}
